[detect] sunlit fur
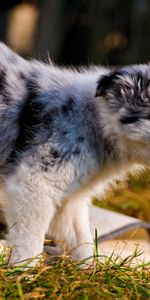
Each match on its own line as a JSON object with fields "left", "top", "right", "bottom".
{"left": 0, "top": 43, "right": 149, "bottom": 265}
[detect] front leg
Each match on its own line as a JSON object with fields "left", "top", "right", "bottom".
{"left": 48, "top": 197, "right": 94, "bottom": 262}
{"left": 4, "top": 163, "right": 55, "bottom": 265}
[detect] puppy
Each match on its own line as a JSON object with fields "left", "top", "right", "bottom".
{"left": 0, "top": 43, "right": 149, "bottom": 264}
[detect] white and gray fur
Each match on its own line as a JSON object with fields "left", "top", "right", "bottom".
{"left": 0, "top": 43, "right": 149, "bottom": 265}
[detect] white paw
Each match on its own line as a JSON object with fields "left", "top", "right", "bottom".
{"left": 70, "top": 243, "right": 94, "bottom": 262}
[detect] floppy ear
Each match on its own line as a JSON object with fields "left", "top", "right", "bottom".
{"left": 95, "top": 70, "right": 133, "bottom": 111}
{"left": 95, "top": 72, "right": 118, "bottom": 97}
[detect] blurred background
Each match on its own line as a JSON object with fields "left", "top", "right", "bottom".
{"left": 0, "top": 0, "right": 150, "bottom": 66}
{"left": 0, "top": 0, "right": 150, "bottom": 223}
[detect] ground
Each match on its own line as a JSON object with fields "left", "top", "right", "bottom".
{"left": 0, "top": 171, "right": 150, "bottom": 299}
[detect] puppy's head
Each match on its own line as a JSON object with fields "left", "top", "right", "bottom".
{"left": 96, "top": 65, "right": 150, "bottom": 164}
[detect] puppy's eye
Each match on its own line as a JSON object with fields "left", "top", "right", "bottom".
{"left": 120, "top": 115, "right": 139, "bottom": 124}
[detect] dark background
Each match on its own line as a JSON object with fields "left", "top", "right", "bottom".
{"left": 0, "top": 0, "right": 150, "bottom": 66}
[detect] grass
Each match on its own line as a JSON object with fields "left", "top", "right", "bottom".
{"left": 0, "top": 171, "right": 150, "bottom": 299}
{"left": 0, "top": 248, "right": 150, "bottom": 299}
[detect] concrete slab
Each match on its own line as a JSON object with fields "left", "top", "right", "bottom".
{"left": 89, "top": 205, "right": 150, "bottom": 264}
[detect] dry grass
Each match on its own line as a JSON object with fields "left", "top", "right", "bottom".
{"left": 0, "top": 250, "right": 150, "bottom": 299}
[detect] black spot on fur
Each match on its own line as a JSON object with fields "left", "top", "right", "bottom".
{"left": 41, "top": 160, "right": 49, "bottom": 172}
{"left": 8, "top": 80, "right": 42, "bottom": 163}
{"left": 73, "top": 148, "right": 80, "bottom": 155}
{"left": 77, "top": 136, "right": 84, "bottom": 143}
{"left": 61, "top": 104, "right": 70, "bottom": 116}
{"left": 43, "top": 107, "right": 59, "bottom": 126}
{"left": 26, "top": 78, "right": 39, "bottom": 102}
{"left": 0, "top": 69, "right": 6, "bottom": 91}
{"left": 67, "top": 97, "right": 75, "bottom": 109}
{"left": 0, "top": 70, "right": 12, "bottom": 105}
{"left": 50, "top": 148, "right": 60, "bottom": 159}
{"left": 61, "top": 97, "right": 75, "bottom": 116}
{"left": 62, "top": 130, "right": 68, "bottom": 135}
